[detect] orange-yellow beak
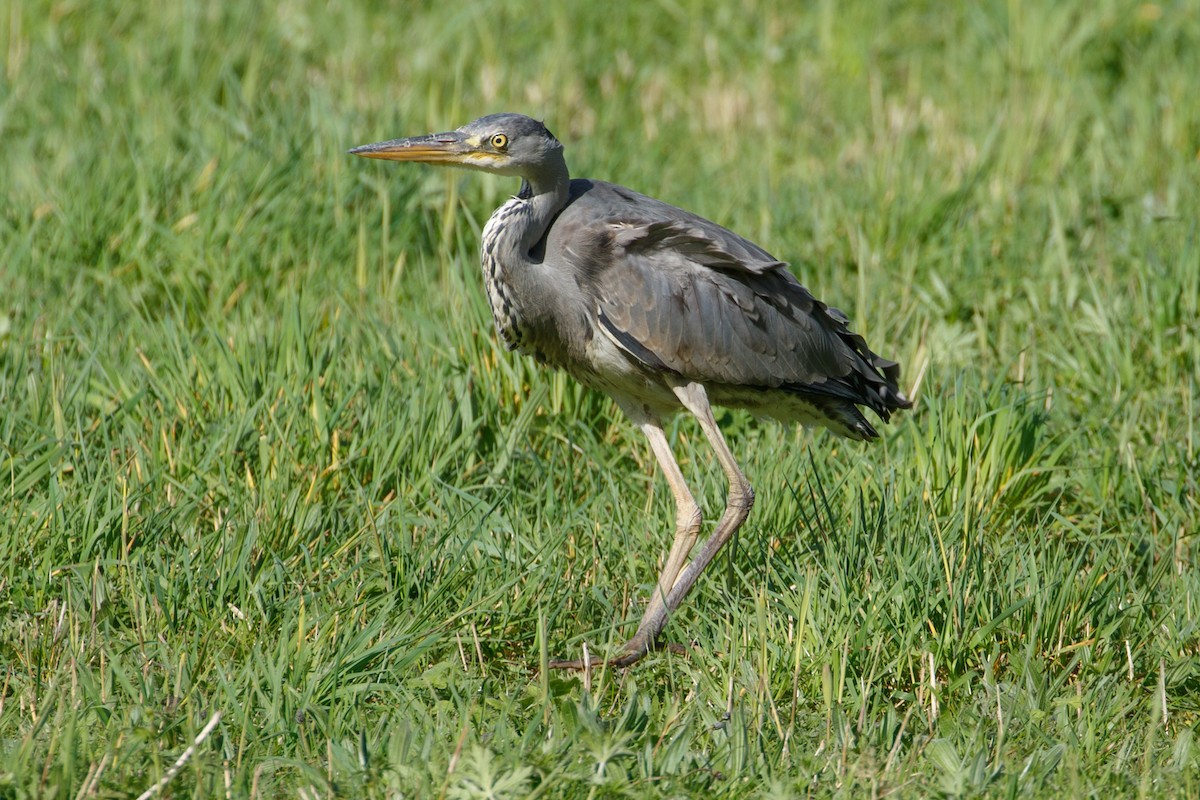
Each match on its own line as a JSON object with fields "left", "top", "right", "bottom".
{"left": 348, "top": 131, "right": 472, "bottom": 164}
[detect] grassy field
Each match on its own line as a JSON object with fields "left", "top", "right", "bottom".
{"left": 2, "top": 0, "right": 1198, "bottom": 796}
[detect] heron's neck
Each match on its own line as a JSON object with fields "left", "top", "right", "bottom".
{"left": 515, "top": 163, "right": 570, "bottom": 253}
{"left": 480, "top": 161, "right": 569, "bottom": 351}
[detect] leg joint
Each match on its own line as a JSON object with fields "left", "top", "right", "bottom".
{"left": 729, "top": 481, "right": 755, "bottom": 513}
{"left": 678, "top": 501, "right": 702, "bottom": 535}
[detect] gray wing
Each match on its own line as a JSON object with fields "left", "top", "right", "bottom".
{"left": 570, "top": 213, "right": 908, "bottom": 423}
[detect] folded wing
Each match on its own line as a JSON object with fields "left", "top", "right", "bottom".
{"left": 573, "top": 216, "right": 908, "bottom": 427}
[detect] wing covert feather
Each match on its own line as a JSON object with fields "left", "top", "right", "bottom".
{"left": 586, "top": 222, "right": 845, "bottom": 381}
{"left": 550, "top": 180, "right": 907, "bottom": 420}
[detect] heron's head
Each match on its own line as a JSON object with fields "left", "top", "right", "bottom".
{"left": 350, "top": 113, "right": 564, "bottom": 179}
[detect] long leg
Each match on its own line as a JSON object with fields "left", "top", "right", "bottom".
{"left": 549, "top": 402, "right": 702, "bottom": 670}
{"left": 637, "top": 419, "right": 703, "bottom": 612}
{"left": 551, "top": 382, "right": 754, "bottom": 670}
{"left": 614, "top": 381, "right": 754, "bottom": 663}
{"left": 653, "top": 381, "right": 754, "bottom": 620}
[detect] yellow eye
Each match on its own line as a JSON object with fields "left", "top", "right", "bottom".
{"left": 490, "top": 133, "right": 508, "bottom": 149}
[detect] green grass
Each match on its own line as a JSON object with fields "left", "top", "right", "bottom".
{"left": 2, "top": 0, "right": 1198, "bottom": 796}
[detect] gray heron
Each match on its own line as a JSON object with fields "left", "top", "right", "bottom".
{"left": 351, "top": 113, "right": 910, "bottom": 668}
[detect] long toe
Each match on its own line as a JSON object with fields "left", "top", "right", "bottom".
{"left": 547, "top": 633, "right": 656, "bottom": 671}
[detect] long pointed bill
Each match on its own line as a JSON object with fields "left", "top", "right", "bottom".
{"left": 348, "top": 131, "right": 470, "bottom": 164}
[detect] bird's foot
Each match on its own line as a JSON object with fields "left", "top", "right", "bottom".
{"left": 547, "top": 649, "right": 642, "bottom": 671}
{"left": 547, "top": 635, "right": 690, "bottom": 671}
